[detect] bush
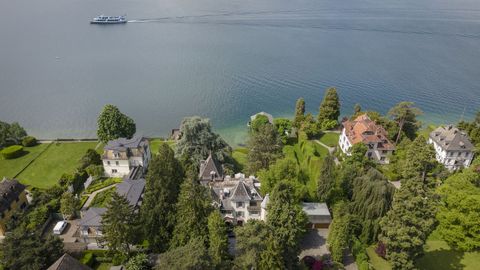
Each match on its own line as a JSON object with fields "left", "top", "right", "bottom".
{"left": 1, "top": 145, "right": 24, "bottom": 159}
{"left": 80, "top": 252, "right": 94, "bottom": 267}
{"left": 22, "top": 136, "right": 37, "bottom": 147}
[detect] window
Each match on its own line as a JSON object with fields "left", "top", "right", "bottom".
{"left": 107, "top": 161, "right": 111, "bottom": 165}
{"left": 236, "top": 202, "right": 244, "bottom": 208}
{"left": 250, "top": 201, "right": 257, "bottom": 207}
{"left": 236, "top": 211, "right": 244, "bottom": 217}
{"left": 115, "top": 161, "right": 119, "bottom": 166}
{"left": 112, "top": 169, "right": 118, "bottom": 174}
{"left": 250, "top": 211, "right": 259, "bottom": 215}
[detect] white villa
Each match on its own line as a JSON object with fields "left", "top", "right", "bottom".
{"left": 211, "top": 174, "right": 267, "bottom": 226}
{"left": 339, "top": 114, "right": 395, "bottom": 164}
{"left": 102, "top": 136, "right": 151, "bottom": 177}
{"left": 429, "top": 125, "right": 474, "bottom": 171}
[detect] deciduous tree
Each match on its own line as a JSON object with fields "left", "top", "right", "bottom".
{"left": 402, "top": 135, "right": 436, "bottom": 180}
{"left": 234, "top": 220, "right": 269, "bottom": 269}
{"left": 317, "top": 154, "right": 336, "bottom": 202}
{"left": 327, "top": 201, "right": 352, "bottom": 263}
{"left": 157, "top": 237, "right": 212, "bottom": 270}
{"left": 60, "top": 192, "right": 79, "bottom": 220}
{"left": 97, "top": 104, "right": 136, "bottom": 143}
{"left": 318, "top": 87, "right": 340, "bottom": 129}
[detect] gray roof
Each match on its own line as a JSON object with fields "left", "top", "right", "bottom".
{"left": 302, "top": 202, "right": 332, "bottom": 224}
{"left": 104, "top": 136, "right": 147, "bottom": 151}
{"left": 116, "top": 178, "right": 145, "bottom": 207}
{"left": 0, "top": 178, "right": 25, "bottom": 213}
{"left": 230, "top": 180, "right": 262, "bottom": 202}
{"left": 250, "top": 112, "right": 274, "bottom": 124}
{"left": 79, "top": 207, "right": 106, "bottom": 227}
{"left": 199, "top": 154, "right": 223, "bottom": 181}
{"left": 47, "top": 253, "right": 92, "bottom": 270}
{"left": 430, "top": 125, "right": 474, "bottom": 151}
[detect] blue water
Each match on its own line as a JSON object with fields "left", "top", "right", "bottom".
{"left": 1, "top": 0, "right": 479, "bottom": 145}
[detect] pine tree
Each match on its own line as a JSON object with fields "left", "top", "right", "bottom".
{"left": 141, "top": 143, "right": 184, "bottom": 252}
{"left": 293, "top": 98, "right": 306, "bottom": 128}
{"left": 388, "top": 101, "right": 422, "bottom": 143}
{"left": 234, "top": 220, "right": 269, "bottom": 269}
{"left": 402, "top": 135, "right": 436, "bottom": 180}
{"left": 170, "top": 177, "right": 213, "bottom": 248}
{"left": 379, "top": 179, "right": 437, "bottom": 270}
{"left": 247, "top": 124, "right": 282, "bottom": 174}
{"left": 207, "top": 211, "right": 230, "bottom": 269}
{"left": 265, "top": 181, "right": 307, "bottom": 269}
{"left": 317, "top": 87, "right": 341, "bottom": 129}
{"left": 317, "top": 154, "right": 336, "bottom": 202}
{"left": 101, "top": 192, "right": 137, "bottom": 258}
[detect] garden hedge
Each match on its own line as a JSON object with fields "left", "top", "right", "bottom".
{"left": 1, "top": 145, "right": 24, "bottom": 159}
{"left": 22, "top": 136, "right": 37, "bottom": 147}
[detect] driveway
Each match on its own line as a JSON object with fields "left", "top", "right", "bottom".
{"left": 59, "top": 219, "right": 80, "bottom": 243}
{"left": 299, "top": 229, "right": 329, "bottom": 260}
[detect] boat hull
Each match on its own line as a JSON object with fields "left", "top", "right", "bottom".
{"left": 90, "top": 20, "right": 127, "bottom": 24}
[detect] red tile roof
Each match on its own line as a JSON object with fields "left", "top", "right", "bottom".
{"left": 342, "top": 114, "right": 395, "bottom": 150}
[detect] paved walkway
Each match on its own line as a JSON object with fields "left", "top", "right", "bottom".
{"left": 314, "top": 140, "right": 340, "bottom": 165}
{"left": 82, "top": 184, "right": 117, "bottom": 209}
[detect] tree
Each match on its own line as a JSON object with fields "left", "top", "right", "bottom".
{"left": 301, "top": 113, "right": 321, "bottom": 139}
{"left": 141, "top": 143, "right": 184, "bottom": 252}
{"left": 388, "top": 102, "right": 422, "bottom": 143}
{"left": 97, "top": 104, "right": 136, "bottom": 143}
{"left": 0, "top": 229, "right": 63, "bottom": 270}
{"left": 402, "top": 135, "right": 436, "bottom": 180}
{"left": 257, "top": 158, "right": 301, "bottom": 196}
{"left": 436, "top": 170, "right": 480, "bottom": 251}
{"left": 317, "top": 154, "right": 336, "bottom": 202}
{"left": 157, "top": 237, "right": 212, "bottom": 270}
{"left": 354, "top": 103, "right": 362, "bottom": 114}
{"left": 125, "top": 253, "right": 150, "bottom": 270}
{"left": 247, "top": 124, "right": 282, "bottom": 174}
{"left": 318, "top": 87, "right": 340, "bottom": 130}
{"left": 170, "top": 178, "right": 213, "bottom": 248}
{"left": 8, "top": 122, "right": 27, "bottom": 144}
{"left": 80, "top": 149, "right": 102, "bottom": 169}
{"left": 207, "top": 211, "right": 230, "bottom": 269}
{"left": 379, "top": 179, "right": 437, "bottom": 270}
{"left": 175, "top": 116, "right": 231, "bottom": 167}
{"left": 251, "top": 114, "right": 271, "bottom": 132}
{"left": 264, "top": 181, "right": 308, "bottom": 269}
{"left": 101, "top": 192, "right": 137, "bottom": 259}
{"left": 293, "top": 98, "right": 306, "bottom": 128}
{"left": 327, "top": 201, "right": 352, "bottom": 263}
{"left": 274, "top": 118, "right": 292, "bottom": 144}
{"left": 60, "top": 192, "right": 79, "bottom": 220}
{"left": 234, "top": 220, "right": 269, "bottom": 269}
{"left": 351, "top": 169, "right": 395, "bottom": 244}
{"left": 85, "top": 164, "right": 105, "bottom": 179}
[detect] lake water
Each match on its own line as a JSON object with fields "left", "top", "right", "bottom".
{"left": 1, "top": 0, "right": 480, "bottom": 145}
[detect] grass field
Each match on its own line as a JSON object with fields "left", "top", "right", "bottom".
{"left": 149, "top": 138, "right": 176, "bottom": 154}
{"left": 232, "top": 147, "right": 248, "bottom": 172}
{"left": 318, "top": 132, "right": 340, "bottom": 147}
{"left": 366, "top": 246, "right": 391, "bottom": 270}
{"left": 16, "top": 142, "right": 99, "bottom": 189}
{"left": 0, "top": 143, "right": 49, "bottom": 179}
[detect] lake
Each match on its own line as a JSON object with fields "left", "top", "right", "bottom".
{"left": 1, "top": 0, "right": 480, "bottom": 145}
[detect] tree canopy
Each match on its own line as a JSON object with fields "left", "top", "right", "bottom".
{"left": 175, "top": 116, "right": 231, "bottom": 167}
{"left": 402, "top": 135, "right": 436, "bottom": 180}
{"left": 317, "top": 154, "right": 336, "bottom": 202}
{"left": 250, "top": 114, "right": 271, "bottom": 132}
{"left": 388, "top": 101, "right": 422, "bottom": 143}
{"left": 327, "top": 201, "right": 352, "bottom": 263}
{"left": 234, "top": 220, "right": 269, "bottom": 269}
{"left": 207, "top": 211, "right": 230, "bottom": 269}
{"left": 157, "top": 237, "right": 212, "bottom": 270}
{"left": 141, "top": 143, "right": 184, "bottom": 252}
{"left": 0, "top": 121, "right": 27, "bottom": 147}
{"left": 247, "top": 124, "right": 282, "bottom": 174}
{"left": 317, "top": 87, "right": 340, "bottom": 130}
{"left": 97, "top": 104, "right": 136, "bottom": 143}
{"left": 293, "top": 98, "right": 306, "bottom": 128}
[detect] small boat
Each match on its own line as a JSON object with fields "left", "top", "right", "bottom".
{"left": 90, "top": 14, "right": 127, "bottom": 24}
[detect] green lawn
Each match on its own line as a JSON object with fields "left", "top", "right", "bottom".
{"left": 94, "top": 263, "right": 112, "bottom": 270}
{"left": 149, "top": 138, "right": 176, "bottom": 154}
{"left": 0, "top": 143, "right": 49, "bottom": 179}
{"left": 366, "top": 246, "right": 391, "bottom": 270}
{"left": 232, "top": 147, "right": 248, "bottom": 172}
{"left": 318, "top": 132, "right": 340, "bottom": 147}
{"left": 16, "top": 142, "right": 99, "bottom": 189}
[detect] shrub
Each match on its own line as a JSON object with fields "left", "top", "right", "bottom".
{"left": 22, "top": 136, "right": 37, "bottom": 147}
{"left": 1, "top": 145, "right": 24, "bottom": 159}
{"left": 80, "top": 252, "right": 94, "bottom": 267}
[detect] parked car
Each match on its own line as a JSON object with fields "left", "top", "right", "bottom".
{"left": 53, "top": 221, "right": 68, "bottom": 235}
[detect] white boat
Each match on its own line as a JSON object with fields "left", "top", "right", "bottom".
{"left": 91, "top": 15, "right": 127, "bottom": 24}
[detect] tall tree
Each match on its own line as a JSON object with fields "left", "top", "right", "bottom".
{"left": 258, "top": 158, "right": 300, "bottom": 196}
{"left": 379, "top": 179, "right": 437, "bottom": 270}
{"left": 436, "top": 170, "right": 480, "bottom": 251}
{"left": 0, "top": 121, "right": 27, "bottom": 146}
{"left": 327, "top": 201, "right": 352, "bottom": 263}
{"left": 351, "top": 169, "right": 395, "bottom": 243}
{"left": 274, "top": 118, "right": 292, "bottom": 144}
{"left": 207, "top": 211, "right": 230, "bottom": 269}
{"left": 250, "top": 114, "right": 271, "bottom": 132}
{"left": 101, "top": 192, "right": 137, "bottom": 258}
{"left": 170, "top": 178, "right": 213, "bottom": 248}
{"left": 317, "top": 154, "right": 336, "bottom": 202}
{"left": 317, "top": 87, "right": 341, "bottom": 129}
{"left": 264, "top": 181, "right": 307, "bottom": 269}
{"left": 402, "top": 135, "right": 436, "bottom": 180}
{"left": 0, "top": 229, "right": 63, "bottom": 270}
{"left": 60, "top": 192, "right": 79, "bottom": 220}
{"left": 97, "top": 104, "right": 136, "bottom": 143}
{"left": 79, "top": 148, "right": 102, "bottom": 169}
{"left": 247, "top": 124, "right": 282, "bottom": 174}
{"left": 141, "top": 143, "right": 184, "bottom": 252}
{"left": 175, "top": 116, "right": 231, "bottom": 167}
{"left": 234, "top": 220, "right": 269, "bottom": 269}
{"left": 293, "top": 97, "right": 306, "bottom": 128}
{"left": 157, "top": 237, "right": 212, "bottom": 270}
{"left": 388, "top": 101, "right": 422, "bottom": 143}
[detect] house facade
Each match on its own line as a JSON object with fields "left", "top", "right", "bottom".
{"left": 0, "top": 178, "right": 27, "bottom": 237}
{"left": 211, "top": 174, "right": 266, "bottom": 226}
{"left": 429, "top": 125, "right": 474, "bottom": 171}
{"left": 102, "top": 136, "right": 151, "bottom": 177}
{"left": 339, "top": 114, "right": 395, "bottom": 164}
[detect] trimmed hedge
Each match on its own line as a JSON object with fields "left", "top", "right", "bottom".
{"left": 1, "top": 145, "right": 24, "bottom": 159}
{"left": 22, "top": 136, "right": 37, "bottom": 147}
{"left": 80, "top": 252, "right": 94, "bottom": 267}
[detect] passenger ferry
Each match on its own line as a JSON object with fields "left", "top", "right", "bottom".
{"left": 90, "top": 15, "right": 127, "bottom": 24}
